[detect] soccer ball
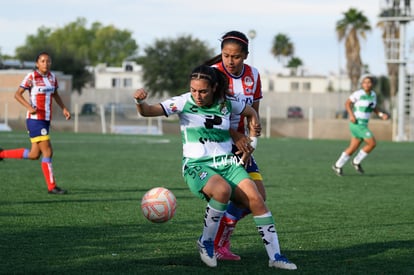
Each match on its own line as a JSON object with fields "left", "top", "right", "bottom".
{"left": 141, "top": 187, "right": 176, "bottom": 223}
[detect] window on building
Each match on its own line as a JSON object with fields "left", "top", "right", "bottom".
{"left": 303, "top": 82, "right": 311, "bottom": 92}
{"left": 112, "top": 78, "right": 120, "bottom": 88}
{"left": 125, "top": 64, "right": 133, "bottom": 71}
{"left": 291, "top": 82, "right": 299, "bottom": 92}
{"left": 123, "top": 78, "right": 132, "bottom": 87}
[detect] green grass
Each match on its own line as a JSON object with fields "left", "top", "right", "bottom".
{"left": 0, "top": 131, "right": 413, "bottom": 274}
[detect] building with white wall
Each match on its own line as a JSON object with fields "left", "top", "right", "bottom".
{"left": 261, "top": 71, "right": 352, "bottom": 94}
{"left": 92, "top": 61, "right": 144, "bottom": 89}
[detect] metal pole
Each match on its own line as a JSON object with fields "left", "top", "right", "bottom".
{"left": 396, "top": 22, "right": 407, "bottom": 141}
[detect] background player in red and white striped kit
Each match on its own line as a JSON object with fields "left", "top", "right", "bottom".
{"left": 205, "top": 31, "right": 293, "bottom": 266}
{"left": 0, "top": 52, "right": 71, "bottom": 194}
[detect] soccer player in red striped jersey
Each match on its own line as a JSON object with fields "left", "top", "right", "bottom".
{"left": 204, "top": 31, "right": 296, "bottom": 269}
{"left": 0, "top": 52, "right": 71, "bottom": 194}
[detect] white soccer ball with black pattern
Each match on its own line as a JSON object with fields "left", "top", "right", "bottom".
{"left": 141, "top": 187, "right": 176, "bottom": 223}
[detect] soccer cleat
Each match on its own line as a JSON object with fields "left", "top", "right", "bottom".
{"left": 269, "top": 253, "right": 297, "bottom": 270}
{"left": 197, "top": 237, "right": 217, "bottom": 267}
{"left": 216, "top": 244, "right": 241, "bottom": 261}
{"left": 331, "top": 164, "right": 343, "bottom": 176}
{"left": 351, "top": 161, "right": 364, "bottom": 174}
{"left": 48, "top": 186, "right": 68, "bottom": 195}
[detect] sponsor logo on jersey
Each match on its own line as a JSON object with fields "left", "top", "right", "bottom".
{"left": 37, "top": 87, "right": 55, "bottom": 93}
{"left": 198, "top": 171, "right": 208, "bottom": 180}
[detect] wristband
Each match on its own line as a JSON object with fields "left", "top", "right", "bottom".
{"left": 134, "top": 98, "right": 144, "bottom": 105}
{"left": 250, "top": 137, "right": 258, "bottom": 149}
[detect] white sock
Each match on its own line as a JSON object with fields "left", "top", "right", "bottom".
{"left": 335, "top": 152, "right": 350, "bottom": 168}
{"left": 201, "top": 200, "right": 226, "bottom": 243}
{"left": 254, "top": 212, "right": 281, "bottom": 259}
{"left": 353, "top": 150, "right": 368, "bottom": 164}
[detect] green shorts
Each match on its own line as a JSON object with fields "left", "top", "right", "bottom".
{"left": 349, "top": 122, "right": 373, "bottom": 139}
{"left": 182, "top": 157, "right": 250, "bottom": 200}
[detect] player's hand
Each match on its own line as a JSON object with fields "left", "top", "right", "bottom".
{"left": 63, "top": 108, "right": 71, "bottom": 120}
{"left": 349, "top": 114, "right": 357, "bottom": 124}
{"left": 29, "top": 106, "right": 37, "bottom": 115}
{"left": 133, "top": 88, "right": 148, "bottom": 101}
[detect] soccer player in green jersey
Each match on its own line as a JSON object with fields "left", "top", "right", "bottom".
{"left": 133, "top": 65, "right": 297, "bottom": 270}
{"left": 332, "top": 75, "right": 389, "bottom": 176}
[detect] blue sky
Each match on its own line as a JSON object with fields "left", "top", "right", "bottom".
{"left": 1, "top": 0, "right": 413, "bottom": 76}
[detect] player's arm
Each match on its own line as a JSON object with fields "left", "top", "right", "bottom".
{"left": 133, "top": 88, "right": 165, "bottom": 117}
{"left": 236, "top": 105, "right": 261, "bottom": 164}
{"left": 345, "top": 98, "right": 356, "bottom": 123}
{"left": 251, "top": 100, "right": 260, "bottom": 120}
{"left": 242, "top": 105, "right": 261, "bottom": 138}
{"left": 14, "top": 87, "right": 36, "bottom": 115}
{"left": 373, "top": 107, "right": 389, "bottom": 120}
{"left": 53, "top": 90, "right": 71, "bottom": 120}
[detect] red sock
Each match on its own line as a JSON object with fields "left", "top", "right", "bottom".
{"left": 214, "top": 216, "right": 237, "bottom": 248}
{"left": 0, "top": 148, "right": 27, "bottom": 159}
{"left": 41, "top": 160, "right": 56, "bottom": 191}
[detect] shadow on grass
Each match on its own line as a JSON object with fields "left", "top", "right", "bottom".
{"left": 0, "top": 222, "right": 412, "bottom": 274}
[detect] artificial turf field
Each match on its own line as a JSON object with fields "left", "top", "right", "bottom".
{"left": 0, "top": 131, "right": 413, "bottom": 274}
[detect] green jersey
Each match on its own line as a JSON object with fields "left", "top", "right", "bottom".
{"left": 160, "top": 92, "right": 246, "bottom": 165}
{"left": 349, "top": 89, "right": 377, "bottom": 125}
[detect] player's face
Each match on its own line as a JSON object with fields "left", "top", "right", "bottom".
{"left": 190, "top": 79, "right": 215, "bottom": 107}
{"left": 221, "top": 43, "right": 247, "bottom": 76}
{"left": 36, "top": 54, "right": 52, "bottom": 74}
{"left": 361, "top": 77, "right": 372, "bottom": 92}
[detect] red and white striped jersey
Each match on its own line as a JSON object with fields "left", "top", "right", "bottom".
{"left": 214, "top": 62, "right": 262, "bottom": 134}
{"left": 20, "top": 70, "right": 58, "bottom": 121}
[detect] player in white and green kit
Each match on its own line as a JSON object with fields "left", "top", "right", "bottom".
{"left": 133, "top": 65, "right": 297, "bottom": 270}
{"left": 332, "top": 75, "right": 389, "bottom": 176}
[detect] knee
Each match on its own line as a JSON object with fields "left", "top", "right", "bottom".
{"left": 27, "top": 153, "right": 40, "bottom": 160}
{"left": 366, "top": 141, "right": 376, "bottom": 151}
{"left": 205, "top": 181, "right": 232, "bottom": 203}
{"left": 213, "top": 184, "right": 232, "bottom": 202}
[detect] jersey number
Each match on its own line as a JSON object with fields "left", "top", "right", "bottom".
{"left": 204, "top": 115, "right": 222, "bottom": 129}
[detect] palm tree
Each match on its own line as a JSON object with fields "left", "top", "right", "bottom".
{"left": 336, "top": 8, "right": 372, "bottom": 91}
{"left": 271, "top": 33, "right": 294, "bottom": 66}
{"left": 286, "top": 57, "right": 303, "bottom": 76}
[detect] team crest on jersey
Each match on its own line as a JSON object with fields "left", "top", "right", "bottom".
{"left": 221, "top": 106, "right": 228, "bottom": 115}
{"left": 169, "top": 102, "right": 178, "bottom": 113}
{"left": 198, "top": 171, "right": 208, "bottom": 180}
{"left": 41, "top": 128, "right": 48, "bottom": 135}
{"left": 243, "top": 76, "right": 253, "bottom": 87}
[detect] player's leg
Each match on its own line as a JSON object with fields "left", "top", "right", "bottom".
{"left": 0, "top": 121, "right": 40, "bottom": 161}
{"left": 0, "top": 120, "right": 34, "bottom": 159}
{"left": 215, "top": 161, "right": 263, "bottom": 260}
{"left": 30, "top": 119, "right": 66, "bottom": 194}
{"left": 233, "top": 178, "right": 297, "bottom": 270}
{"left": 184, "top": 165, "right": 232, "bottom": 268}
{"left": 352, "top": 129, "right": 376, "bottom": 174}
{"left": 332, "top": 123, "right": 362, "bottom": 176}
{"left": 0, "top": 148, "right": 30, "bottom": 159}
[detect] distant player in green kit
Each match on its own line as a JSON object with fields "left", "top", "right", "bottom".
{"left": 332, "top": 75, "right": 389, "bottom": 176}
{"left": 133, "top": 65, "right": 297, "bottom": 270}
